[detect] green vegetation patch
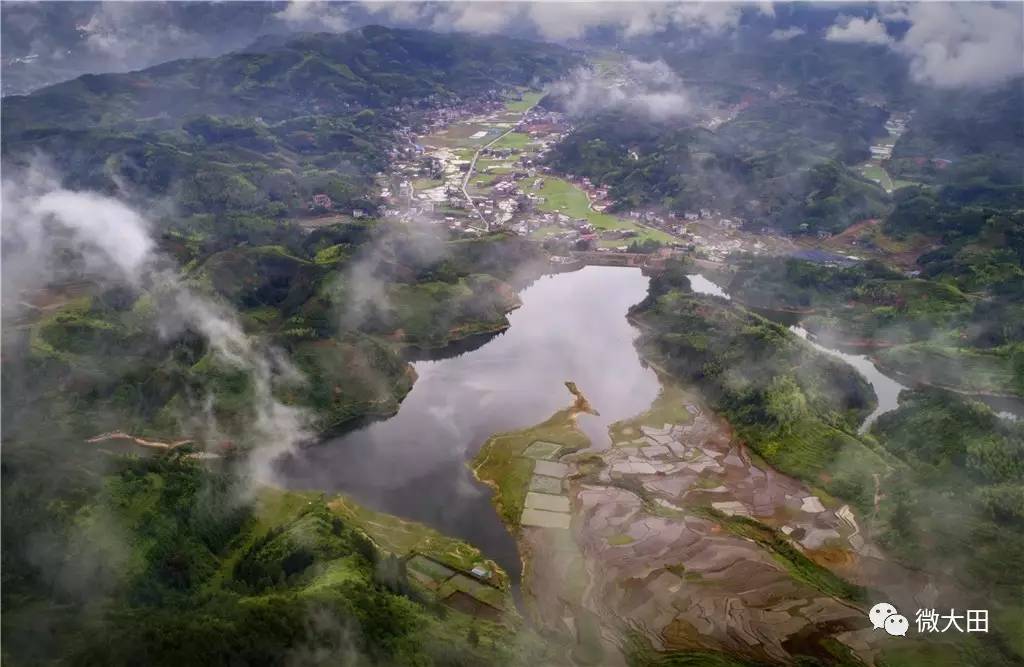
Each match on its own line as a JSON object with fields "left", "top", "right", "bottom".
{"left": 492, "top": 132, "right": 532, "bottom": 150}
{"left": 406, "top": 554, "right": 456, "bottom": 588}
{"left": 325, "top": 493, "right": 508, "bottom": 590}
{"left": 342, "top": 274, "right": 520, "bottom": 348}
{"left": 534, "top": 177, "right": 675, "bottom": 244}
{"left": 194, "top": 245, "right": 321, "bottom": 312}
{"left": 622, "top": 630, "right": 762, "bottom": 667}
{"left": 876, "top": 342, "right": 1022, "bottom": 397}
{"left": 473, "top": 390, "right": 591, "bottom": 527}
{"left": 860, "top": 164, "right": 894, "bottom": 191}
{"left": 289, "top": 336, "right": 414, "bottom": 432}
{"left": 523, "top": 440, "right": 563, "bottom": 460}
{"left": 437, "top": 573, "right": 508, "bottom": 611}
{"left": 504, "top": 90, "right": 544, "bottom": 113}
{"left": 698, "top": 508, "right": 867, "bottom": 603}
{"left": 870, "top": 390, "right": 1024, "bottom": 642}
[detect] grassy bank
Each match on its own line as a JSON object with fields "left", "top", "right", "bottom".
{"left": 472, "top": 383, "right": 592, "bottom": 527}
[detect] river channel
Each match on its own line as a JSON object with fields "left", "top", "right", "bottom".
{"left": 685, "top": 275, "right": 906, "bottom": 432}
{"left": 688, "top": 274, "right": 1024, "bottom": 425}
{"left": 278, "top": 266, "right": 661, "bottom": 580}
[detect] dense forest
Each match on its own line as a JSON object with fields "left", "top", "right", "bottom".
{"left": 888, "top": 79, "right": 1024, "bottom": 186}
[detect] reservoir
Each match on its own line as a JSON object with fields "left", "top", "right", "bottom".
{"left": 277, "top": 266, "right": 661, "bottom": 580}
{"left": 278, "top": 268, "right": 1020, "bottom": 583}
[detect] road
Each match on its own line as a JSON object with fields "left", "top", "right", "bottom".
{"left": 460, "top": 99, "right": 538, "bottom": 232}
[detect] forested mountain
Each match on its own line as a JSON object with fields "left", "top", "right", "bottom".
{"left": 3, "top": 26, "right": 579, "bottom": 230}
{"left": 889, "top": 78, "right": 1024, "bottom": 187}
{"left": 3, "top": 5, "right": 1022, "bottom": 666}
{"left": 545, "top": 90, "right": 890, "bottom": 234}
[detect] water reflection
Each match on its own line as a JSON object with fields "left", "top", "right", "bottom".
{"left": 789, "top": 325, "right": 906, "bottom": 433}
{"left": 277, "top": 266, "right": 660, "bottom": 579}
{"left": 687, "top": 274, "right": 730, "bottom": 300}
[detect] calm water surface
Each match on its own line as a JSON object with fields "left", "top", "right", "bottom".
{"left": 278, "top": 266, "right": 660, "bottom": 579}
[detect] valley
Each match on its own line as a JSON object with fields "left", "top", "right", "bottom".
{"left": 2, "top": 9, "right": 1022, "bottom": 667}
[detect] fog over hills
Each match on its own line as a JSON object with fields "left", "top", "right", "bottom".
{"left": 6, "top": 2, "right": 1021, "bottom": 95}
{"left": 2, "top": 3, "right": 1022, "bottom": 667}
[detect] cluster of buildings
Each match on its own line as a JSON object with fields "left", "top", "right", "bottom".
{"left": 680, "top": 208, "right": 744, "bottom": 230}
{"left": 372, "top": 93, "right": 769, "bottom": 263}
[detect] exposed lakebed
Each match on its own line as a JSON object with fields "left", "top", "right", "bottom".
{"left": 277, "top": 266, "right": 661, "bottom": 579}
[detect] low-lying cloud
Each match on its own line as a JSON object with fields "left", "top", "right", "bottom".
{"left": 769, "top": 26, "right": 806, "bottom": 42}
{"left": 273, "top": 0, "right": 350, "bottom": 33}
{"left": 826, "top": 15, "right": 892, "bottom": 46}
{"left": 826, "top": 3, "right": 1024, "bottom": 88}
{"left": 2, "top": 162, "right": 313, "bottom": 484}
{"left": 550, "top": 58, "right": 693, "bottom": 121}
{"left": 362, "top": 1, "right": 769, "bottom": 41}
{"left": 898, "top": 3, "right": 1024, "bottom": 89}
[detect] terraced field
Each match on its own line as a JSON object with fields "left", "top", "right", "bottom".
{"left": 475, "top": 382, "right": 956, "bottom": 665}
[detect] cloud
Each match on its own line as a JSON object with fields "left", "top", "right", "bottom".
{"left": 897, "top": 3, "right": 1024, "bottom": 88}
{"left": 2, "top": 162, "right": 314, "bottom": 484}
{"left": 435, "top": 2, "right": 520, "bottom": 34}
{"left": 769, "top": 26, "right": 805, "bottom": 42}
{"left": 336, "top": 220, "right": 447, "bottom": 331}
{"left": 273, "top": 0, "right": 350, "bottom": 32}
{"left": 32, "top": 190, "right": 155, "bottom": 282}
{"left": 826, "top": 15, "right": 893, "bottom": 46}
{"left": 825, "top": 4, "right": 1023, "bottom": 88}
{"left": 528, "top": 2, "right": 761, "bottom": 40}
{"left": 878, "top": 3, "right": 911, "bottom": 23}
{"left": 361, "top": 2, "right": 769, "bottom": 41}
{"left": 361, "top": 1, "right": 432, "bottom": 25}
{"left": 549, "top": 59, "right": 693, "bottom": 121}
{"left": 75, "top": 4, "right": 197, "bottom": 60}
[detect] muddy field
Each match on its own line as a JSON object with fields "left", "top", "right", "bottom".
{"left": 481, "top": 382, "right": 947, "bottom": 665}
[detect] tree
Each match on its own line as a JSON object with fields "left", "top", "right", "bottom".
{"left": 765, "top": 375, "right": 808, "bottom": 434}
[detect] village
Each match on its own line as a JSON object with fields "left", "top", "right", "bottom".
{"left": 856, "top": 110, "right": 913, "bottom": 193}
{"left": 299, "top": 85, "right": 796, "bottom": 265}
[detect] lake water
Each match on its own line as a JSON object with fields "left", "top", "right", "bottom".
{"left": 277, "top": 266, "right": 661, "bottom": 580}
{"left": 277, "top": 268, "right": 1018, "bottom": 580}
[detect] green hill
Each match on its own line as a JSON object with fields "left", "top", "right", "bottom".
{"left": 2, "top": 26, "right": 579, "bottom": 233}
